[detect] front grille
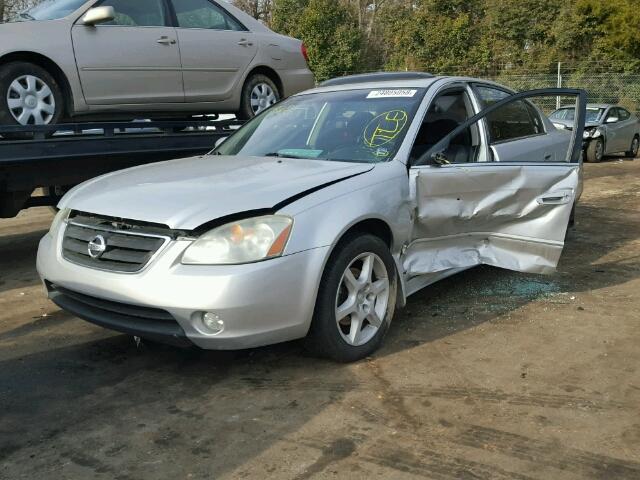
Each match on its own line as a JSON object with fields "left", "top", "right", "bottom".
{"left": 62, "top": 213, "right": 171, "bottom": 273}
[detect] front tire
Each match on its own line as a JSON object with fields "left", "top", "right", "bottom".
{"left": 0, "top": 62, "right": 63, "bottom": 134}
{"left": 586, "top": 138, "right": 604, "bottom": 163}
{"left": 306, "top": 234, "right": 397, "bottom": 362}
{"left": 625, "top": 136, "right": 639, "bottom": 158}
{"left": 237, "top": 74, "right": 280, "bottom": 120}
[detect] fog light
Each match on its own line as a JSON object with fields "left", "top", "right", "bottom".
{"left": 201, "top": 311, "right": 224, "bottom": 334}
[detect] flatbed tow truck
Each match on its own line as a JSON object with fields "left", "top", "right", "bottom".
{"left": 0, "top": 119, "right": 242, "bottom": 218}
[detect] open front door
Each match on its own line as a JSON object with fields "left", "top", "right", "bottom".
{"left": 404, "top": 88, "right": 586, "bottom": 277}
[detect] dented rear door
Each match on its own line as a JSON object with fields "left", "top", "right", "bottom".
{"left": 404, "top": 88, "right": 587, "bottom": 277}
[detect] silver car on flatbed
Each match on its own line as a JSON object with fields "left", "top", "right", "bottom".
{"left": 0, "top": 0, "right": 314, "bottom": 126}
{"left": 37, "top": 73, "right": 587, "bottom": 362}
{"left": 550, "top": 103, "right": 640, "bottom": 162}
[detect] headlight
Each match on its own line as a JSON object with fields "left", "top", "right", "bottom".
{"left": 182, "top": 215, "right": 293, "bottom": 265}
{"left": 553, "top": 123, "right": 566, "bottom": 130}
{"left": 49, "top": 208, "right": 70, "bottom": 234}
{"left": 583, "top": 128, "right": 602, "bottom": 139}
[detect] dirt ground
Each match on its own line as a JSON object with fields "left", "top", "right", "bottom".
{"left": 1, "top": 159, "right": 639, "bottom": 480}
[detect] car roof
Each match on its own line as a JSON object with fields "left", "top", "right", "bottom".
{"left": 299, "top": 73, "right": 513, "bottom": 96}
{"left": 555, "top": 104, "right": 613, "bottom": 111}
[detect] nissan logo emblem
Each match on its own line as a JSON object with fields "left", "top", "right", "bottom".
{"left": 87, "top": 234, "right": 107, "bottom": 259}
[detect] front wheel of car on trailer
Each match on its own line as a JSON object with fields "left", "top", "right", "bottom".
{"left": 305, "top": 234, "right": 397, "bottom": 362}
{"left": 586, "top": 138, "right": 604, "bottom": 163}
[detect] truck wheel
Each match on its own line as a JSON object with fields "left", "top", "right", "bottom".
{"left": 237, "top": 74, "right": 279, "bottom": 120}
{"left": 306, "top": 234, "right": 397, "bottom": 362}
{"left": 586, "top": 138, "right": 603, "bottom": 163}
{"left": 625, "top": 136, "right": 639, "bottom": 158}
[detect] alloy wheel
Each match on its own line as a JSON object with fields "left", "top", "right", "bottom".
{"left": 335, "top": 252, "right": 390, "bottom": 346}
{"left": 6, "top": 74, "right": 56, "bottom": 125}
{"left": 632, "top": 138, "right": 639, "bottom": 157}
{"left": 595, "top": 140, "right": 603, "bottom": 161}
{"left": 250, "top": 83, "right": 277, "bottom": 115}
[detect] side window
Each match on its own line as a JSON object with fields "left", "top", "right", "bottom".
{"left": 474, "top": 84, "right": 544, "bottom": 142}
{"left": 619, "top": 108, "right": 631, "bottom": 121}
{"left": 549, "top": 109, "right": 565, "bottom": 120}
{"left": 606, "top": 108, "right": 619, "bottom": 122}
{"left": 172, "top": 0, "right": 245, "bottom": 30}
{"left": 485, "top": 99, "right": 542, "bottom": 143}
{"left": 526, "top": 102, "right": 545, "bottom": 134}
{"left": 100, "top": 0, "right": 166, "bottom": 26}
{"left": 411, "top": 89, "right": 480, "bottom": 164}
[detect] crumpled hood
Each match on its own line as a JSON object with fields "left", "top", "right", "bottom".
{"left": 554, "top": 119, "right": 599, "bottom": 129}
{"left": 61, "top": 155, "right": 374, "bottom": 230}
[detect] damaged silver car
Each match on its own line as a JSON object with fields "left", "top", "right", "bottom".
{"left": 37, "top": 72, "right": 586, "bottom": 362}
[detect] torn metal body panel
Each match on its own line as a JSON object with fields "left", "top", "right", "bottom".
{"left": 405, "top": 164, "right": 579, "bottom": 275}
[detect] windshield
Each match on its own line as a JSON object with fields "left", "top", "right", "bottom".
{"left": 214, "top": 88, "right": 426, "bottom": 163}
{"left": 11, "top": 0, "right": 88, "bottom": 21}
{"left": 550, "top": 107, "right": 604, "bottom": 123}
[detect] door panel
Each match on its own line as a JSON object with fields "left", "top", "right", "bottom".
{"left": 405, "top": 163, "right": 579, "bottom": 275}
{"left": 618, "top": 110, "right": 637, "bottom": 152}
{"left": 604, "top": 108, "right": 624, "bottom": 152}
{"left": 170, "top": 0, "right": 258, "bottom": 102}
{"left": 404, "top": 88, "right": 586, "bottom": 277}
{"left": 72, "top": 25, "right": 183, "bottom": 104}
{"left": 176, "top": 29, "right": 258, "bottom": 102}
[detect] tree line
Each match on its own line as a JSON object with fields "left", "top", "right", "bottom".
{"left": 235, "top": 0, "right": 640, "bottom": 81}
{"left": 2, "top": 0, "right": 637, "bottom": 83}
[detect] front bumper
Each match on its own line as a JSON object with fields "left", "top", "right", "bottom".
{"left": 37, "top": 228, "right": 329, "bottom": 349}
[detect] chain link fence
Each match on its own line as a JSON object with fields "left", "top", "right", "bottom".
{"left": 485, "top": 71, "right": 640, "bottom": 117}
{"left": 434, "top": 63, "right": 640, "bottom": 117}
{"left": 336, "top": 64, "right": 640, "bottom": 117}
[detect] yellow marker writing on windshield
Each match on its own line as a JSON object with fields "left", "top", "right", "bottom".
{"left": 363, "top": 110, "right": 408, "bottom": 148}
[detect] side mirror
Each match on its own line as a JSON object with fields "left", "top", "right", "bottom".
{"left": 606, "top": 116, "right": 619, "bottom": 124}
{"left": 82, "top": 6, "right": 115, "bottom": 26}
{"left": 214, "top": 136, "right": 227, "bottom": 148}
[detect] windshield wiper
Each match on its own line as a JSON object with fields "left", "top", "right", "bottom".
{"left": 264, "top": 152, "right": 307, "bottom": 159}
{"left": 19, "top": 12, "right": 35, "bottom": 20}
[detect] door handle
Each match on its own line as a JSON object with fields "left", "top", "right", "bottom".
{"left": 157, "top": 36, "right": 176, "bottom": 45}
{"left": 537, "top": 192, "right": 573, "bottom": 205}
{"left": 237, "top": 39, "right": 253, "bottom": 47}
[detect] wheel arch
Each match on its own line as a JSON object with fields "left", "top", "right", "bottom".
{"left": 318, "top": 217, "right": 407, "bottom": 309}
{"left": 0, "top": 51, "right": 73, "bottom": 117}
{"left": 334, "top": 218, "right": 394, "bottom": 250}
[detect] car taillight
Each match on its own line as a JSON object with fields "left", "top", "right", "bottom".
{"left": 301, "top": 42, "right": 309, "bottom": 63}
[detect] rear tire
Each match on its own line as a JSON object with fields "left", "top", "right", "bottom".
{"left": 0, "top": 62, "right": 63, "bottom": 139}
{"left": 586, "top": 138, "right": 603, "bottom": 163}
{"left": 305, "top": 234, "right": 397, "bottom": 362}
{"left": 625, "top": 136, "right": 639, "bottom": 158}
{"left": 237, "top": 74, "right": 280, "bottom": 121}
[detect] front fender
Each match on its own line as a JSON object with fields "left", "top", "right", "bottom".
{"left": 279, "top": 161, "right": 413, "bottom": 304}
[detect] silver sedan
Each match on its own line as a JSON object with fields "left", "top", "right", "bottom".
{"left": 37, "top": 73, "right": 586, "bottom": 362}
{"left": 0, "top": 0, "right": 314, "bottom": 126}
{"left": 550, "top": 104, "right": 640, "bottom": 162}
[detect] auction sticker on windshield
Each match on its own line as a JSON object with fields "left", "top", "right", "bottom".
{"left": 367, "top": 89, "right": 417, "bottom": 99}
